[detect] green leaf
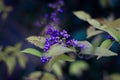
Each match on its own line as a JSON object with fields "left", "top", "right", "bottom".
{"left": 28, "top": 71, "right": 42, "bottom": 79}
{"left": 73, "top": 11, "right": 91, "bottom": 21}
{"left": 87, "top": 19, "right": 107, "bottom": 30}
{"left": 18, "top": 55, "right": 27, "bottom": 68}
{"left": 2, "top": 12, "right": 8, "bottom": 20}
{"left": 99, "top": 0, "right": 109, "bottom": 8}
{"left": 4, "top": 6, "right": 12, "bottom": 12}
{"left": 0, "top": 46, "right": 2, "bottom": 50}
{"left": 107, "top": 18, "right": 120, "bottom": 30}
{"left": 87, "top": 27, "right": 103, "bottom": 38}
{"left": 105, "top": 27, "right": 120, "bottom": 42}
{"left": 5, "top": 56, "right": 16, "bottom": 74}
{"left": 0, "top": 53, "right": 5, "bottom": 61}
{"left": 87, "top": 19, "right": 101, "bottom": 27}
{"left": 4, "top": 46, "right": 14, "bottom": 54}
{"left": 41, "top": 72, "right": 57, "bottom": 80}
{"left": 58, "top": 54, "right": 75, "bottom": 62}
{"left": 26, "top": 36, "right": 45, "bottom": 49}
{"left": 100, "top": 39, "right": 114, "bottom": 49}
{"left": 109, "top": 73, "right": 120, "bottom": 80}
{"left": 91, "top": 35, "right": 102, "bottom": 48}
{"left": 78, "top": 41, "right": 93, "bottom": 48}
{"left": 13, "top": 43, "right": 22, "bottom": 55}
{"left": 45, "top": 44, "right": 75, "bottom": 57}
{"left": 80, "top": 46, "right": 118, "bottom": 59}
{"left": 45, "top": 56, "right": 59, "bottom": 72}
{"left": 21, "top": 48, "right": 42, "bottom": 57}
{"left": 53, "top": 62, "right": 63, "bottom": 76}
{"left": 45, "top": 54, "right": 74, "bottom": 72}
{"left": 69, "top": 61, "right": 89, "bottom": 76}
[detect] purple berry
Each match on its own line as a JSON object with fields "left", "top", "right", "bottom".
{"left": 79, "top": 44, "right": 86, "bottom": 49}
{"left": 60, "top": 30, "right": 70, "bottom": 39}
{"left": 57, "top": 8, "right": 63, "bottom": 13}
{"left": 66, "top": 39, "right": 78, "bottom": 47}
{"left": 107, "top": 34, "right": 115, "bottom": 41}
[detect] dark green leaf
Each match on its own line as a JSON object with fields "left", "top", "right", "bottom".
{"left": 21, "top": 48, "right": 42, "bottom": 57}
{"left": 99, "top": 0, "right": 109, "bottom": 8}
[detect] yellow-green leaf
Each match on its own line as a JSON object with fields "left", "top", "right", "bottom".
{"left": 4, "top": 46, "right": 14, "bottom": 54}
{"left": 45, "top": 44, "right": 75, "bottom": 57}
{"left": 107, "top": 18, "right": 120, "bottom": 30}
{"left": 100, "top": 39, "right": 114, "bottom": 49}
{"left": 21, "top": 48, "right": 42, "bottom": 57}
{"left": 109, "top": 73, "right": 120, "bottom": 80}
{"left": 87, "top": 19, "right": 101, "bottom": 27}
{"left": 80, "top": 46, "right": 118, "bottom": 58}
{"left": 91, "top": 35, "right": 102, "bottom": 48}
{"left": 5, "top": 56, "right": 16, "bottom": 74}
{"left": 73, "top": 11, "right": 91, "bottom": 21}
{"left": 28, "top": 71, "right": 42, "bottom": 79}
{"left": 26, "top": 36, "right": 45, "bottom": 49}
{"left": 45, "top": 54, "right": 74, "bottom": 72}
{"left": 69, "top": 61, "right": 89, "bottom": 76}
{"left": 58, "top": 54, "right": 75, "bottom": 62}
{"left": 0, "top": 53, "right": 5, "bottom": 61}
{"left": 18, "top": 55, "right": 27, "bottom": 68}
{"left": 53, "top": 62, "right": 63, "bottom": 76}
{"left": 41, "top": 72, "right": 57, "bottom": 80}
{"left": 45, "top": 56, "right": 59, "bottom": 72}
{"left": 105, "top": 27, "right": 120, "bottom": 42}
{"left": 87, "top": 27, "right": 103, "bottom": 38}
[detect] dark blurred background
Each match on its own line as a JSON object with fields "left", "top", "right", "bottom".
{"left": 0, "top": 0, "right": 120, "bottom": 80}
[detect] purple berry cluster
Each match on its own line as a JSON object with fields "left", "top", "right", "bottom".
{"left": 48, "top": 0, "right": 64, "bottom": 26}
{"left": 40, "top": 56, "right": 52, "bottom": 63}
{"left": 44, "top": 26, "right": 86, "bottom": 51}
{"left": 35, "top": 0, "right": 64, "bottom": 27}
{"left": 44, "top": 26, "right": 70, "bottom": 52}
{"left": 40, "top": 0, "right": 86, "bottom": 63}
{"left": 48, "top": 0, "right": 64, "bottom": 13}
{"left": 40, "top": 0, "right": 64, "bottom": 63}
{"left": 41, "top": 26, "right": 86, "bottom": 63}
{"left": 66, "top": 39, "right": 78, "bottom": 47}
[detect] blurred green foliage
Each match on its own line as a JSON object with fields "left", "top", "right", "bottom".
{"left": 0, "top": 43, "right": 27, "bottom": 74}
{"left": 0, "top": 0, "right": 12, "bottom": 20}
